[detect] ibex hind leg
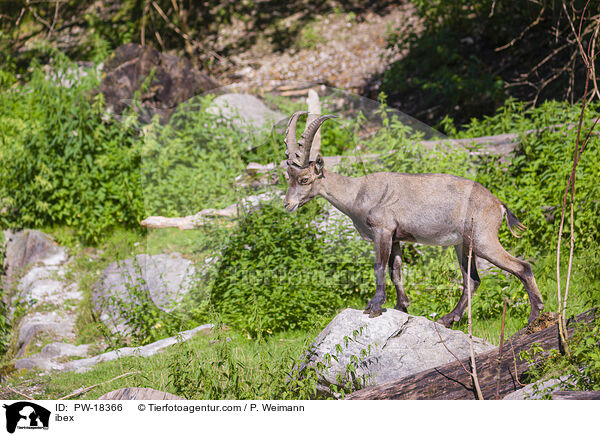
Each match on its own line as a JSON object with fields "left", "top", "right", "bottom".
{"left": 437, "top": 244, "right": 481, "bottom": 328}
{"left": 389, "top": 242, "right": 409, "bottom": 312}
{"left": 476, "top": 239, "right": 544, "bottom": 325}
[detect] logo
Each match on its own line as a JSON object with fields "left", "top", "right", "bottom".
{"left": 2, "top": 402, "right": 50, "bottom": 434}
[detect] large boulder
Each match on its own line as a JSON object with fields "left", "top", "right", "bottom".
{"left": 301, "top": 308, "right": 495, "bottom": 395}
{"left": 3, "top": 230, "right": 67, "bottom": 289}
{"left": 93, "top": 253, "right": 196, "bottom": 332}
{"left": 206, "top": 93, "right": 284, "bottom": 131}
{"left": 99, "top": 43, "right": 218, "bottom": 123}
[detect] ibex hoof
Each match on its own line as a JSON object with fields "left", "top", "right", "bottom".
{"left": 394, "top": 304, "right": 408, "bottom": 313}
{"left": 368, "top": 310, "right": 383, "bottom": 318}
{"left": 437, "top": 313, "right": 458, "bottom": 328}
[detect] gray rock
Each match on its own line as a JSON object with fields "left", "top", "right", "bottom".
{"left": 17, "top": 266, "right": 81, "bottom": 307}
{"left": 3, "top": 229, "right": 67, "bottom": 288}
{"left": 16, "top": 312, "right": 76, "bottom": 357}
{"left": 14, "top": 343, "right": 91, "bottom": 371}
{"left": 59, "top": 323, "right": 214, "bottom": 373}
{"left": 206, "top": 93, "right": 284, "bottom": 131}
{"left": 93, "top": 253, "right": 196, "bottom": 333}
{"left": 99, "top": 43, "right": 218, "bottom": 123}
{"left": 503, "top": 376, "right": 574, "bottom": 400}
{"left": 302, "top": 308, "right": 494, "bottom": 394}
{"left": 99, "top": 387, "right": 184, "bottom": 400}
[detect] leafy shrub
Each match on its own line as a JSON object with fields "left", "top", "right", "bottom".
{"left": 140, "top": 96, "right": 251, "bottom": 216}
{"left": 166, "top": 321, "right": 370, "bottom": 400}
{"left": 469, "top": 100, "right": 600, "bottom": 256}
{"left": 520, "top": 312, "right": 600, "bottom": 394}
{"left": 210, "top": 200, "right": 373, "bottom": 335}
{"left": 0, "top": 56, "right": 143, "bottom": 243}
{"left": 382, "top": 0, "right": 598, "bottom": 128}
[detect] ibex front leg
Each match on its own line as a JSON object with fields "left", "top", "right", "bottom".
{"left": 364, "top": 230, "right": 393, "bottom": 318}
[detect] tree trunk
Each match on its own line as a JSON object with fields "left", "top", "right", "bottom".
{"left": 347, "top": 308, "right": 598, "bottom": 400}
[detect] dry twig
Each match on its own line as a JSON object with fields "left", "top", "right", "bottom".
{"left": 495, "top": 298, "right": 508, "bottom": 400}
{"left": 556, "top": 0, "right": 600, "bottom": 355}
{"left": 432, "top": 321, "right": 473, "bottom": 376}
{"left": 6, "top": 386, "right": 35, "bottom": 400}
{"left": 57, "top": 371, "right": 139, "bottom": 400}
{"left": 467, "top": 219, "right": 484, "bottom": 400}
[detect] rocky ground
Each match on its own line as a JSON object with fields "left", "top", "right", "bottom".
{"left": 221, "top": 4, "right": 419, "bottom": 94}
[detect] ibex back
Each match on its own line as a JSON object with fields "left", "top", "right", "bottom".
{"left": 283, "top": 111, "right": 544, "bottom": 327}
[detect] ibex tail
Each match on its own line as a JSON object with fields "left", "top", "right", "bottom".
{"left": 502, "top": 203, "right": 527, "bottom": 238}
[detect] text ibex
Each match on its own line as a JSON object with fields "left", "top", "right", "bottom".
{"left": 283, "top": 111, "right": 544, "bottom": 327}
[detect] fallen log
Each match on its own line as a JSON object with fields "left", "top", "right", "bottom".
{"left": 347, "top": 308, "right": 598, "bottom": 400}
{"left": 141, "top": 192, "right": 280, "bottom": 229}
{"left": 552, "top": 391, "right": 600, "bottom": 400}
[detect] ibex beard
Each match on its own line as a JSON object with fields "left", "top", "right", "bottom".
{"left": 283, "top": 111, "right": 544, "bottom": 327}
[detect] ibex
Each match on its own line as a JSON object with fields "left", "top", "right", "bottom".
{"left": 283, "top": 111, "right": 544, "bottom": 327}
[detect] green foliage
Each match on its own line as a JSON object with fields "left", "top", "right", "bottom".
{"left": 383, "top": 0, "right": 599, "bottom": 128}
{"left": 520, "top": 313, "right": 600, "bottom": 395}
{"left": 100, "top": 265, "right": 196, "bottom": 349}
{"left": 165, "top": 323, "right": 312, "bottom": 400}
{"left": 166, "top": 321, "right": 370, "bottom": 400}
{"left": 295, "top": 22, "right": 325, "bottom": 50}
{"left": 210, "top": 201, "right": 373, "bottom": 335}
{"left": 382, "top": 26, "right": 506, "bottom": 128}
{"left": 470, "top": 100, "right": 600, "bottom": 256}
{"left": 141, "top": 96, "right": 250, "bottom": 216}
{"left": 568, "top": 316, "right": 600, "bottom": 390}
{"left": 0, "top": 55, "right": 143, "bottom": 243}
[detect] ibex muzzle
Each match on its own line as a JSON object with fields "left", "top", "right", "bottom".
{"left": 283, "top": 111, "right": 544, "bottom": 327}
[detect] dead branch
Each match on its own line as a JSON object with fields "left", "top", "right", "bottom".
{"left": 150, "top": 0, "right": 226, "bottom": 64}
{"left": 495, "top": 4, "right": 546, "bottom": 52}
{"left": 495, "top": 298, "right": 508, "bottom": 399}
{"left": 467, "top": 219, "right": 484, "bottom": 400}
{"left": 556, "top": 0, "right": 600, "bottom": 354}
{"left": 47, "top": 0, "right": 59, "bottom": 38}
{"left": 57, "top": 371, "right": 140, "bottom": 400}
{"left": 6, "top": 385, "right": 35, "bottom": 400}
{"left": 307, "top": 88, "right": 322, "bottom": 160}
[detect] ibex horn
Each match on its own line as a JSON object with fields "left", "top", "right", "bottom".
{"left": 295, "top": 114, "right": 338, "bottom": 168}
{"left": 284, "top": 111, "right": 308, "bottom": 164}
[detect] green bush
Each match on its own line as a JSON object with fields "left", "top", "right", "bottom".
{"left": 210, "top": 201, "right": 373, "bottom": 335}
{"left": 0, "top": 56, "right": 143, "bottom": 243}
{"left": 140, "top": 96, "right": 250, "bottom": 216}
{"left": 469, "top": 100, "right": 600, "bottom": 256}
{"left": 382, "top": 0, "right": 598, "bottom": 129}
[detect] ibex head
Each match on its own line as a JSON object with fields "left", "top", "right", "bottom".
{"left": 283, "top": 111, "right": 336, "bottom": 212}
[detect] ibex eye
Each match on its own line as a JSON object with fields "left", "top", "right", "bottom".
{"left": 299, "top": 177, "right": 309, "bottom": 185}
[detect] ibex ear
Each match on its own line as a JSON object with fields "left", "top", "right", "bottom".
{"left": 314, "top": 154, "right": 324, "bottom": 176}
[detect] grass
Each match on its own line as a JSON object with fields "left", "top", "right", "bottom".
{"left": 0, "top": 328, "right": 319, "bottom": 401}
